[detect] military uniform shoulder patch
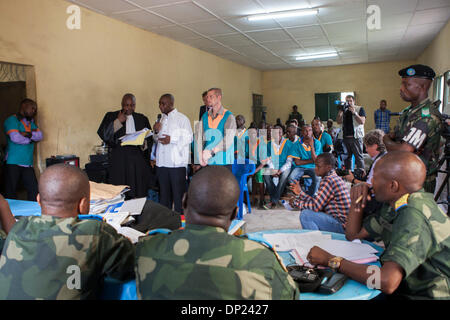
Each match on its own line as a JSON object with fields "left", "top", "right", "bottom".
{"left": 395, "top": 193, "right": 410, "bottom": 212}
{"left": 421, "top": 107, "right": 431, "bottom": 118}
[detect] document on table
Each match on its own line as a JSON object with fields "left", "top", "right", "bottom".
{"left": 264, "top": 232, "right": 379, "bottom": 266}
{"left": 118, "top": 227, "right": 146, "bottom": 244}
{"left": 119, "top": 197, "right": 146, "bottom": 216}
{"left": 102, "top": 212, "right": 130, "bottom": 230}
{"left": 263, "top": 231, "right": 331, "bottom": 251}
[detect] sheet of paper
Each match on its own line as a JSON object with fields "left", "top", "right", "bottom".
{"left": 118, "top": 227, "right": 146, "bottom": 244}
{"left": 265, "top": 232, "right": 379, "bottom": 265}
{"left": 103, "top": 212, "right": 129, "bottom": 228}
{"left": 119, "top": 197, "right": 146, "bottom": 216}
{"left": 120, "top": 128, "right": 151, "bottom": 146}
{"left": 263, "top": 232, "right": 331, "bottom": 251}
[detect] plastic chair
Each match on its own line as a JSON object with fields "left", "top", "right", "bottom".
{"left": 232, "top": 159, "right": 256, "bottom": 220}
{"left": 337, "top": 154, "right": 355, "bottom": 170}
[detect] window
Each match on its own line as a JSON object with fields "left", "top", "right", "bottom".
{"left": 433, "top": 75, "right": 445, "bottom": 113}
{"left": 443, "top": 70, "right": 450, "bottom": 115}
{"left": 315, "top": 91, "right": 355, "bottom": 121}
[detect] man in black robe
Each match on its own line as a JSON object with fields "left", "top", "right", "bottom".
{"left": 97, "top": 93, "right": 153, "bottom": 199}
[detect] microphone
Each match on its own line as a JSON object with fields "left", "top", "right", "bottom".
{"left": 157, "top": 114, "right": 162, "bottom": 122}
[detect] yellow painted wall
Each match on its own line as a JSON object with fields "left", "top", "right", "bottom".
{"left": 417, "top": 21, "right": 450, "bottom": 76}
{"left": 262, "top": 60, "right": 415, "bottom": 131}
{"left": 0, "top": 0, "right": 262, "bottom": 169}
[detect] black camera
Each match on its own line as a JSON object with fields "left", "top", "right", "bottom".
{"left": 335, "top": 100, "right": 350, "bottom": 112}
{"left": 336, "top": 168, "right": 366, "bottom": 181}
{"left": 336, "top": 168, "right": 349, "bottom": 177}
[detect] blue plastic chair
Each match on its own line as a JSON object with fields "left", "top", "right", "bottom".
{"left": 232, "top": 159, "right": 256, "bottom": 220}
{"left": 337, "top": 154, "right": 355, "bottom": 170}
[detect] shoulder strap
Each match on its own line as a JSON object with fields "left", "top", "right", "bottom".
{"left": 147, "top": 228, "right": 172, "bottom": 236}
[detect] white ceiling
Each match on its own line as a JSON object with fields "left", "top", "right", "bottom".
{"left": 68, "top": 0, "right": 450, "bottom": 70}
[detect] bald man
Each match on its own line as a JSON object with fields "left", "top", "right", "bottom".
{"left": 97, "top": 93, "right": 153, "bottom": 199}
{"left": 0, "top": 164, "right": 135, "bottom": 299}
{"left": 307, "top": 151, "right": 450, "bottom": 299}
{"left": 135, "top": 166, "right": 299, "bottom": 300}
{"left": 384, "top": 64, "right": 443, "bottom": 193}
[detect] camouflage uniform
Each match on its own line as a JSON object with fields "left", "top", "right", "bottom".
{"left": 393, "top": 99, "right": 443, "bottom": 193}
{"left": 363, "top": 190, "right": 450, "bottom": 299}
{"left": 135, "top": 224, "right": 299, "bottom": 300}
{"left": 0, "top": 216, "right": 135, "bottom": 300}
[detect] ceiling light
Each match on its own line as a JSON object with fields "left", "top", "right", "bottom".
{"left": 295, "top": 52, "right": 338, "bottom": 61}
{"left": 247, "top": 9, "right": 318, "bottom": 21}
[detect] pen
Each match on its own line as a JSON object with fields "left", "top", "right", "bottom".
{"left": 355, "top": 195, "right": 363, "bottom": 204}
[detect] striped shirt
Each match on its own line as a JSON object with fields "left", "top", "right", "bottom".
{"left": 293, "top": 170, "right": 350, "bottom": 228}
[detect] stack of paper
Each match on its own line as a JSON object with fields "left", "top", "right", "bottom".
{"left": 86, "top": 181, "right": 147, "bottom": 244}
{"left": 263, "top": 232, "right": 379, "bottom": 267}
{"left": 120, "top": 128, "right": 152, "bottom": 146}
{"left": 90, "top": 181, "right": 129, "bottom": 201}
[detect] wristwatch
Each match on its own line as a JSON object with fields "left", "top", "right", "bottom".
{"left": 210, "top": 149, "right": 216, "bottom": 158}
{"left": 328, "top": 256, "right": 344, "bottom": 270}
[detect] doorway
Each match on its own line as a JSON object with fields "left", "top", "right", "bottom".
{"left": 0, "top": 62, "right": 35, "bottom": 199}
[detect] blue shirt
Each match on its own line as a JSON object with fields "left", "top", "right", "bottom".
{"left": 374, "top": 109, "right": 392, "bottom": 133}
{"left": 288, "top": 138, "right": 322, "bottom": 169}
{"left": 4, "top": 115, "right": 40, "bottom": 166}
{"left": 315, "top": 131, "right": 333, "bottom": 152}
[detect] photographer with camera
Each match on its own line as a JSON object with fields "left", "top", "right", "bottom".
{"left": 336, "top": 95, "right": 366, "bottom": 173}
{"left": 343, "top": 129, "right": 386, "bottom": 186}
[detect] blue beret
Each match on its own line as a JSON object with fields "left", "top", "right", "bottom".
{"left": 398, "top": 64, "right": 436, "bottom": 80}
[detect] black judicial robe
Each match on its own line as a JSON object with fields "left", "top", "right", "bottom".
{"left": 97, "top": 111, "right": 153, "bottom": 199}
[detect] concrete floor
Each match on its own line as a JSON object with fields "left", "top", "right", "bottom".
{"left": 242, "top": 206, "right": 302, "bottom": 233}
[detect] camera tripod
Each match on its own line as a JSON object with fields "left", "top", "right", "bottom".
{"left": 434, "top": 153, "right": 450, "bottom": 216}
{"left": 434, "top": 114, "right": 450, "bottom": 216}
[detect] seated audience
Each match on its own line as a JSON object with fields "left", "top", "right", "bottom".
{"left": 234, "top": 115, "right": 248, "bottom": 160}
{"left": 0, "top": 164, "right": 135, "bottom": 299}
{"left": 288, "top": 125, "right": 322, "bottom": 196}
{"left": 290, "top": 153, "right": 350, "bottom": 233}
{"left": 286, "top": 124, "right": 299, "bottom": 143}
{"left": 307, "top": 151, "right": 450, "bottom": 299}
{"left": 312, "top": 118, "right": 333, "bottom": 153}
{"left": 326, "top": 119, "right": 338, "bottom": 143}
{"left": 262, "top": 125, "right": 294, "bottom": 208}
{"left": 135, "top": 166, "right": 299, "bottom": 300}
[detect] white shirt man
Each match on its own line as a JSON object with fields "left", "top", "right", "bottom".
{"left": 153, "top": 94, "right": 192, "bottom": 213}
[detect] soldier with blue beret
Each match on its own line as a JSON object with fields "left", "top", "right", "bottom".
{"left": 383, "top": 64, "right": 443, "bottom": 193}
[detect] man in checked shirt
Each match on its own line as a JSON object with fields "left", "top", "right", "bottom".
{"left": 289, "top": 153, "right": 350, "bottom": 234}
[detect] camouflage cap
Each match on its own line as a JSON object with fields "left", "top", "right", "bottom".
{"left": 398, "top": 64, "right": 436, "bottom": 80}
